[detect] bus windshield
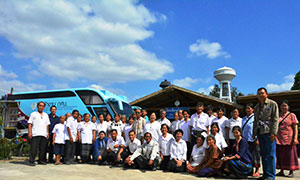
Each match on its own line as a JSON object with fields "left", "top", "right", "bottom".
{"left": 108, "top": 100, "right": 133, "bottom": 118}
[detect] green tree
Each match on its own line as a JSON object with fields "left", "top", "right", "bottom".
{"left": 291, "top": 71, "right": 300, "bottom": 90}
{"left": 209, "top": 84, "right": 243, "bottom": 102}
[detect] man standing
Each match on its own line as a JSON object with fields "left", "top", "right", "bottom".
{"left": 253, "top": 88, "right": 279, "bottom": 180}
{"left": 28, "top": 101, "right": 50, "bottom": 166}
{"left": 48, "top": 105, "right": 60, "bottom": 163}
{"left": 190, "top": 102, "right": 209, "bottom": 145}
{"left": 65, "top": 110, "right": 79, "bottom": 165}
{"left": 132, "top": 109, "right": 146, "bottom": 141}
{"left": 157, "top": 109, "right": 171, "bottom": 127}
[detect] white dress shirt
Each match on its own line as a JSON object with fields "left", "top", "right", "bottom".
{"left": 78, "top": 121, "right": 96, "bottom": 144}
{"left": 125, "top": 138, "right": 141, "bottom": 153}
{"left": 170, "top": 139, "right": 187, "bottom": 161}
{"left": 190, "top": 112, "right": 210, "bottom": 133}
{"left": 123, "top": 124, "right": 133, "bottom": 142}
{"left": 130, "top": 140, "right": 160, "bottom": 161}
{"left": 65, "top": 116, "right": 78, "bottom": 141}
{"left": 158, "top": 133, "right": 174, "bottom": 156}
{"left": 96, "top": 121, "right": 109, "bottom": 135}
{"left": 110, "top": 121, "right": 123, "bottom": 138}
{"left": 52, "top": 123, "right": 66, "bottom": 144}
{"left": 190, "top": 144, "right": 205, "bottom": 166}
{"left": 107, "top": 136, "right": 125, "bottom": 153}
{"left": 225, "top": 117, "right": 242, "bottom": 139}
{"left": 171, "top": 120, "right": 180, "bottom": 133}
{"left": 142, "top": 121, "right": 162, "bottom": 142}
{"left": 179, "top": 119, "right": 191, "bottom": 142}
{"left": 211, "top": 116, "right": 228, "bottom": 137}
{"left": 28, "top": 111, "right": 50, "bottom": 138}
{"left": 157, "top": 118, "right": 171, "bottom": 127}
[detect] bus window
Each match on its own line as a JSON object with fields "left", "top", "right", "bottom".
{"left": 108, "top": 100, "right": 133, "bottom": 118}
{"left": 93, "top": 107, "right": 110, "bottom": 117}
{"left": 76, "top": 90, "right": 104, "bottom": 105}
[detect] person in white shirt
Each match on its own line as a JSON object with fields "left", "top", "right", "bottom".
{"left": 158, "top": 124, "right": 174, "bottom": 170}
{"left": 92, "top": 115, "right": 97, "bottom": 124}
{"left": 179, "top": 110, "right": 192, "bottom": 160}
{"left": 171, "top": 112, "right": 180, "bottom": 134}
{"left": 127, "top": 132, "right": 160, "bottom": 171}
{"left": 157, "top": 109, "right": 171, "bottom": 127}
{"left": 132, "top": 109, "right": 146, "bottom": 141}
{"left": 203, "top": 122, "right": 228, "bottom": 154}
{"left": 178, "top": 109, "right": 184, "bottom": 121}
{"left": 225, "top": 108, "right": 242, "bottom": 154}
{"left": 110, "top": 114, "right": 124, "bottom": 138}
{"left": 122, "top": 130, "right": 141, "bottom": 167}
{"left": 187, "top": 135, "right": 206, "bottom": 173}
{"left": 211, "top": 106, "right": 228, "bottom": 139}
{"left": 77, "top": 113, "right": 96, "bottom": 163}
{"left": 122, "top": 116, "right": 134, "bottom": 142}
{"left": 167, "top": 129, "right": 187, "bottom": 172}
{"left": 75, "top": 114, "right": 82, "bottom": 161}
{"left": 206, "top": 105, "right": 216, "bottom": 128}
{"left": 96, "top": 114, "right": 108, "bottom": 136}
{"left": 64, "top": 109, "right": 79, "bottom": 165}
{"left": 121, "top": 115, "right": 127, "bottom": 130}
{"left": 142, "top": 112, "right": 162, "bottom": 142}
{"left": 28, "top": 101, "right": 50, "bottom": 166}
{"left": 190, "top": 102, "right": 210, "bottom": 146}
{"left": 52, "top": 115, "right": 67, "bottom": 165}
{"left": 107, "top": 129, "right": 125, "bottom": 165}
{"left": 106, "top": 113, "right": 113, "bottom": 136}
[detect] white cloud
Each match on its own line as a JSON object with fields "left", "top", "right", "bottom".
{"left": 87, "top": 84, "right": 125, "bottom": 96}
{"left": 198, "top": 85, "right": 214, "bottom": 95}
{"left": 52, "top": 83, "right": 70, "bottom": 89}
{"left": 173, "top": 77, "right": 198, "bottom": 88}
{"left": 266, "top": 74, "right": 295, "bottom": 92}
{"left": 0, "top": 0, "right": 173, "bottom": 84}
{"left": 0, "top": 64, "right": 18, "bottom": 79}
{"left": 189, "top": 39, "right": 231, "bottom": 59}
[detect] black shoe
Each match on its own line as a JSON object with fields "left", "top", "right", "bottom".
{"left": 152, "top": 167, "right": 157, "bottom": 171}
{"left": 28, "top": 162, "right": 36, "bottom": 166}
{"left": 38, "top": 161, "right": 47, "bottom": 165}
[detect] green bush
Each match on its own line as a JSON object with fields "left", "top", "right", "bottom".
{"left": 0, "top": 138, "right": 14, "bottom": 160}
{"left": 0, "top": 137, "right": 30, "bottom": 160}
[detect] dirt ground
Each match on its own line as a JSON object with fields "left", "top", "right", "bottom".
{"left": 0, "top": 158, "right": 299, "bottom": 180}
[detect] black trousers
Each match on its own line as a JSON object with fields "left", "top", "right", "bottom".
{"left": 107, "top": 151, "right": 118, "bottom": 164}
{"left": 64, "top": 140, "right": 76, "bottom": 163}
{"left": 29, "top": 136, "right": 48, "bottom": 163}
{"left": 47, "top": 133, "right": 54, "bottom": 161}
{"left": 186, "top": 141, "right": 192, "bottom": 161}
{"left": 167, "top": 159, "right": 186, "bottom": 172}
{"left": 96, "top": 150, "right": 108, "bottom": 165}
{"left": 160, "top": 155, "right": 170, "bottom": 170}
{"left": 121, "top": 150, "right": 132, "bottom": 161}
{"left": 134, "top": 155, "right": 158, "bottom": 170}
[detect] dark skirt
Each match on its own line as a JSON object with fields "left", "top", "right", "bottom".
{"left": 276, "top": 145, "right": 300, "bottom": 171}
{"left": 227, "top": 159, "right": 253, "bottom": 178}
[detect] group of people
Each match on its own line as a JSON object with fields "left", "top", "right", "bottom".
{"left": 27, "top": 87, "right": 299, "bottom": 180}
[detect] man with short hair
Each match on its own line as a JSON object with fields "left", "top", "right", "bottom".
{"left": 28, "top": 101, "right": 50, "bottom": 166}
{"left": 123, "top": 130, "right": 141, "bottom": 166}
{"left": 157, "top": 109, "right": 171, "bottom": 127}
{"left": 142, "top": 109, "right": 149, "bottom": 122}
{"left": 126, "top": 132, "right": 160, "bottom": 171}
{"left": 110, "top": 114, "right": 124, "bottom": 138}
{"left": 253, "top": 88, "right": 279, "bottom": 180}
{"left": 64, "top": 109, "right": 79, "bottom": 165}
{"left": 48, "top": 105, "right": 60, "bottom": 163}
{"left": 190, "top": 102, "right": 209, "bottom": 145}
{"left": 132, "top": 109, "right": 146, "bottom": 141}
{"left": 106, "top": 129, "right": 125, "bottom": 165}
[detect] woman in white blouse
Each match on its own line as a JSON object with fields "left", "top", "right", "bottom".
{"left": 159, "top": 124, "right": 174, "bottom": 170}
{"left": 167, "top": 129, "right": 187, "bottom": 172}
{"left": 203, "top": 122, "right": 228, "bottom": 154}
{"left": 187, "top": 135, "right": 206, "bottom": 173}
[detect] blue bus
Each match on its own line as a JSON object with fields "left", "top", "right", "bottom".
{"left": 1, "top": 88, "right": 133, "bottom": 138}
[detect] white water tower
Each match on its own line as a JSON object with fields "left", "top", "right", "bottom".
{"left": 214, "top": 66, "right": 236, "bottom": 102}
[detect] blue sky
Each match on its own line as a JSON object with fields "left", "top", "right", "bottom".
{"left": 0, "top": 0, "right": 299, "bottom": 102}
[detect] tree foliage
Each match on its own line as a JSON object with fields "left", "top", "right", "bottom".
{"left": 209, "top": 84, "right": 244, "bottom": 102}
{"left": 291, "top": 70, "right": 300, "bottom": 90}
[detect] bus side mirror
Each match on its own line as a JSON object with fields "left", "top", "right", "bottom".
{"left": 118, "top": 100, "right": 123, "bottom": 111}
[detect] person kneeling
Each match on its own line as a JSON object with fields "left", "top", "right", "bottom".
{"left": 126, "top": 132, "right": 160, "bottom": 171}
{"left": 93, "top": 131, "right": 108, "bottom": 165}
{"left": 222, "top": 126, "right": 253, "bottom": 178}
{"left": 167, "top": 129, "right": 187, "bottom": 172}
{"left": 107, "top": 129, "right": 125, "bottom": 165}
{"left": 123, "top": 130, "right": 141, "bottom": 168}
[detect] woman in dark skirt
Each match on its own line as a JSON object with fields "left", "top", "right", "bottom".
{"left": 222, "top": 126, "right": 253, "bottom": 178}
{"left": 276, "top": 100, "right": 299, "bottom": 178}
